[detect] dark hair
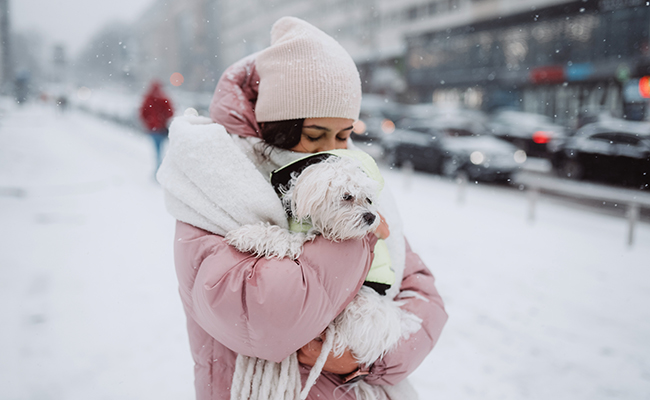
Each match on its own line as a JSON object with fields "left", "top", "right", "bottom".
{"left": 260, "top": 118, "right": 304, "bottom": 150}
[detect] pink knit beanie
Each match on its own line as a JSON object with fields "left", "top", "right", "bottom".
{"left": 254, "top": 17, "right": 362, "bottom": 122}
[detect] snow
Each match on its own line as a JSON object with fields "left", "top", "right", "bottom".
{"left": 391, "top": 171, "right": 650, "bottom": 399}
{"left": 1, "top": 101, "right": 649, "bottom": 399}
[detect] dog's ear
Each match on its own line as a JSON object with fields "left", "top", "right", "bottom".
{"left": 290, "top": 163, "right": 334, "bottom": 220}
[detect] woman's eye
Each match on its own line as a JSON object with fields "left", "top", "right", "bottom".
{"left": 306, "top": 135, "right": 321, "bottom": 142}
{"left": 342, "top": 193, "right": 354, "bottom": 201}
{"left": 336, "top": 135, "right": 348, "bottom": 142}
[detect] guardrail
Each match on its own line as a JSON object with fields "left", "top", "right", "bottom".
{"left": 513, "top": 171, "right": 650, "bottom": 246}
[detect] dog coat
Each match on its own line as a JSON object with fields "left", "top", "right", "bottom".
{"left": 270, "top": 149, "right": 396, "bottom": 294}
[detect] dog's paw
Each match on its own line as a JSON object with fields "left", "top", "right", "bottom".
{"left": 225, "top": 225, "right": 261, "bottom": 254}
{"left": 225, "top": 222, "right": 278, "bottom": 257}
{"left": 226, "top": 223, "right": 306, "bottom": 260}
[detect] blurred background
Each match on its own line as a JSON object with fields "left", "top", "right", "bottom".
{"left": 3, "top": 0, "right": 650, "bottom": 190}
{"left": 1, "top": 0, "right": 650, "bottom": 399}
{"left": 4, "top": 0, "right": 650, "bottom": 116}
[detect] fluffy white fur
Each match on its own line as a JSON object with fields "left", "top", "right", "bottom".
{"left": 226, "top": 156, "right": 380, "bottom": 259}
{"left": 224, "top": 222, "right": 310, "bottom": 260}
{"left": 331, "top": 286, "right": 423, "bottom": 366}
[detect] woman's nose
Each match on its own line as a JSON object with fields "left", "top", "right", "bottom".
{"left": 320, "top": 137, "right": 337, "bottom": 151}
{"left": 321, "top": 137, "right": 347, "bottom": 152}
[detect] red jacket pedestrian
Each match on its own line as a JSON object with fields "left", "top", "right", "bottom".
{"left": 140, "top": 80, "right": 174, "bottom": 132}
{"left": 140, "top": 80, "right": 174, "bottom": 173}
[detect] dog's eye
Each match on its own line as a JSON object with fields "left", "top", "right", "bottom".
{"left": 342, "top": 193, "right": 354, "bottom": 201}
{"left": 366, "top": 198, "right": 372, "bottom": 205}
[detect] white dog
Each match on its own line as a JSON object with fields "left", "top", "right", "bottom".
{"left": 226, "top": 155, "right": 381, "bottom": 259}
{"left": 226, "top": 153, "right": 420, "bottom": 400}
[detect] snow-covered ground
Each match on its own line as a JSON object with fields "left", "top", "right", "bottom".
{"left": 1, "top": 101, "right": 649, "bottom": 400}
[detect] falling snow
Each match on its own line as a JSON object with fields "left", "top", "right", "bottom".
{"left": 1, "top": 100, "right": 649, "bottom": 400}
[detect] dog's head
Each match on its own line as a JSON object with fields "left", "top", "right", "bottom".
{"left": 282, "top": 157, "right": 380, "bottom": 241}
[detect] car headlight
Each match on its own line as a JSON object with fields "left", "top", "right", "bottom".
{"left": 353, "top": 120, "right": 367, "bottom": 135}
{"left": 470, "top": 151, "right": 485, "bottom": 165}
{"left": 514, "top": 149, "right": 527, "bottom": 163}
{"left": 381, "top": 119, "right": 395, "bottom": 134}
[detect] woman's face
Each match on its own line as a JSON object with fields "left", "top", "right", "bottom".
{"left": 290, "top": 117, "right": 354, "bottom": 153}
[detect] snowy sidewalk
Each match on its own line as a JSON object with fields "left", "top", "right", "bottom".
{"left": 1, "top": 102, "right": 649, "bottom": 399}
{"left": 0, "top": 102, "right": 193, "bottom": 399}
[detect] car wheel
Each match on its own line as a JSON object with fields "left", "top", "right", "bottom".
{"left": 385, "top": 149, "right": 401, "bottom": 168}
{"left": 558, "top": 159, "right": 584, "bottom": 180}
{"left": 441, "top": 157, "right": 460, "bottom": 178}
{"left": 514, "top": 139, "right": 527, "bottom": 151}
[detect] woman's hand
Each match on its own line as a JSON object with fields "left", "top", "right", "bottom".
{"left": 374, "top": 212, "right": 390, "bottom": 240}
{"left": 297, "top": 336, "right": 359, "bottom": 375}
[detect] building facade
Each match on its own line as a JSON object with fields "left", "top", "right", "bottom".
{"left": 215, "top": 0, "right": 553, "bottom": 95}
{"left": 130, "top": 0, "right": 220, "bottom": 92}
{"left": 406, "top": 0, "right": 650, "bottom": 124}
{"left": 103, "top": 0, "right": 650, "bottom": 123}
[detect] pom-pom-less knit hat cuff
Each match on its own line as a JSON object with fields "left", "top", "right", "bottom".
{"left": 255, "top": 17, "right": 362, "bottom": 122}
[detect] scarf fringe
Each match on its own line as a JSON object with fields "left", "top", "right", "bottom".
{"left": 230, "top": 326, "right": 334, "bottom": 400}
{"left": 230, "top": 298, "right": 421, "bottom": 400}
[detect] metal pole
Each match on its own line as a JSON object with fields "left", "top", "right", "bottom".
{"left": 0, "top": 0, "right": 13, "bottom": 94}
{"left": 456, "top": 171, "right": 468, "bottom": 205}
{"left": 627, "top": 202, "right": 640, "bottom": 247}
{"left": 528, "top": 186, "right": 540, "bottom": 223}
{"left": 401, "top": 160, "right": 413, "bottom": 191}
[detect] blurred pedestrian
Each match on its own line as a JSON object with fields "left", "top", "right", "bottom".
{"left": 14, "top": 72, "right": 30, "bottom": 105}
{"left": 56, "top": 95, "right": 68, "bottom": 114}
{"left": 157, "top": 16, "right": 447, "bottom": 400}
{"left": 139, "top": 80, "right": 174, "bottom": 173}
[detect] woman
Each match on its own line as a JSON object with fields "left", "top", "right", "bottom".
{"left": 157, "top": 17, "right": 447, "bottom": 400}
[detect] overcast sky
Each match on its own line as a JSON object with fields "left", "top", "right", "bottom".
{"left": 12, "top": 0, "right": 156, "bottom": 56}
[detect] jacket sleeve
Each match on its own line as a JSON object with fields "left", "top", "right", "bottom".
{"left": 364, "top": 239, "right": 448, "bottom": 386}
{"left": 175, "top": 222, "right": 378, "bottom": 363}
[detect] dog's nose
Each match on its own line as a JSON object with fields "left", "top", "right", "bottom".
{"left": 363, "top": 213, "right": 376, "bottom": 225}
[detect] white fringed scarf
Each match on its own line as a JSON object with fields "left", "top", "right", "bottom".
{"left": 157, "top": 110, "right": 421, "bottom": 400}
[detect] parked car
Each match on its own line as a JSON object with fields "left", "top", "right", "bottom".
{"left": 487, "top": 110, "right": 567, "bottom": 158}
{"left": 351, "top": 95, "right": 403, "bottom": 144}
{"left": 397, "top": 105, "right": 490, "bottom": 137}
{"left": 550, "top": 119, "right": 650, "bottom": 189}
{"left": 383, "top": 117, "right": 527, "bottom": 182}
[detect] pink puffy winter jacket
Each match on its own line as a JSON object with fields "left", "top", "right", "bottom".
{"left": 173, "top": 54, "right": 448, "bottom": 400}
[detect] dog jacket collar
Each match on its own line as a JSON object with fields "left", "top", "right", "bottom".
{"left": 270, "top": 149, "right": 385, "bottom": 197}
{"left": 270, "top": 152, "right": 336, "bottom": 197}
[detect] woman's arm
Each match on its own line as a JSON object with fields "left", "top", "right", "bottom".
{"left": 175, "top": 221, "right": 378, "bottom": 363}
{"left": 364, "top": 239, "right": 448, "bottom": 386}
